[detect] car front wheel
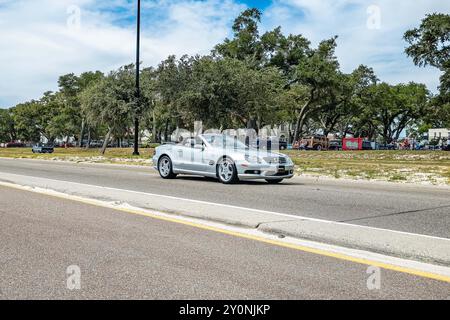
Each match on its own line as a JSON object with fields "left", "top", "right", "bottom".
{"left": 158, "top": 156, "right": 177, "bottom": 179}
{"left": 217, "top": 158, "right": 239, "bottom": 184}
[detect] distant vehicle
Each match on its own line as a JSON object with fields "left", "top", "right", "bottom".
{"left": 342, "top": 138, "right": 373, "bottom": 151}
{"left": 153, "top": 134, "right": 295, "bottom": 184}
{"left": 329, "top": 139, "right": 343, "bottom": 151}
{"left": 378, "top": 144, "right": 396, "bottom": 150}
{"left": 294, "top": 135, "right": 329, "bottom": 151}
{"left": 32, "top": 144, "right": 54, "bottom": 154}
{"left": 89, "top": 140, "right": 103, "bottom": 148}
{"left": 55, "top": 142, "right": 74, "bottom": 148}
{"left": 443, "top": 145, "right": 450, "bottom": 151}
{"left": 5, "top": 142, "right": 25, "bottom": 148}
{"left": 249, "top": 136, "right": 288, "bottom": 151}
{"left": 108, "top": 141, "right": 131, "bottom": 148}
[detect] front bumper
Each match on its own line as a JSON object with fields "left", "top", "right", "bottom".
{"left": 236, "top": 162, "right": 295, "bottom": 180}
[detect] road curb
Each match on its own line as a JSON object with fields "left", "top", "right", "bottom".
{"left": 257, "top": 221, "right": 450, "bottom": 266}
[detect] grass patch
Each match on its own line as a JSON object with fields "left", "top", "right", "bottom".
{"left": 0, "top": 147, "right": 155, "bottom": 164}
{"left": 282, "top": 150, "right": 450, "bottom": 185}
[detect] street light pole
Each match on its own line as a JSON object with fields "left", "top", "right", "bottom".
{"left": 133, "top": 0, "right": 141, "bottom": 156}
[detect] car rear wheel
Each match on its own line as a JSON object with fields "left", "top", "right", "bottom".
{"left": 266, "top": 179, "right": 284, "bottom": 184}
{"left": 158, "top": 156, "right": 177, "bottom": 179}
{"left": 217, "top": 158, "right": 238, "bottom": 184}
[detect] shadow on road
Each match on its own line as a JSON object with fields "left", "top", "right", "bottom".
{"left": 175, "top": 176, "right": 303, "bottom": 186}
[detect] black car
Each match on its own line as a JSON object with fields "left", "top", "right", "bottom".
{"left": 32, "top": 144, "right": 54, "bottom": 154}
{"left": 248, "top": 136, "right": 287, "bottom": 150}
{"left": 329, "top": 140, "right": 342, "bottom": 151}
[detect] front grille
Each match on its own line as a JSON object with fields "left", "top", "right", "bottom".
{"left": 264, "top": 157, "right": 287, "bottom": 164}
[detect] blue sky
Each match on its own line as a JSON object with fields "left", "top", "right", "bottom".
{"left": 1, "top": 0, "right": 450, "bottom": 107}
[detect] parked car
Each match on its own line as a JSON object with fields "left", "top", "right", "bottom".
{"left": 89, "top": 140, "right": 103, "bottom": 148}
{"left": 32, "top": 144, "right": 54, "bottom": 154}
{"left": 378, "top": 143, "right": 396, "bottom": 150}
{"left": 55, "top": 142, "right": 75, "bottom": 148}
{"left": 294, "top": 136, "right": 329, "bottom": 151}
{"left": 249, "top": 136, "right": 288, "bottom": 151}
{"left": 443, "top": 145, "right": 450, "bottom": 151}
{"left": 153, "top": 134, "right": 295, "bottom": 184}
{"left": 5, "top": 141, "right": 25, "bottom": 148}
{"left": 329, "top": 139, "right": 342, "bottom": 151}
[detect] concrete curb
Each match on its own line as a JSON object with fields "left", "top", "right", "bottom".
{"left": 1, "top": 171, "right": 449, "bottom": 266}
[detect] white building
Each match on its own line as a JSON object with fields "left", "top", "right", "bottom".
{"left": 428, "top": 128, "right": 450, "bottom": 144}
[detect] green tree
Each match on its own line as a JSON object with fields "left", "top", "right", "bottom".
{"left": 0, "top": 108, "right": 16, "bottom": 142}
{"left": 360, "top": 82, "right": 429, "bottom": 143}
{"left": 57, "top": 71, "right": 104, "bottom": 146}
{"left": 177, "top": 57, "right": 285, "bottom": 131}
{"left": 404, "top": 13, "right": 450, "bottom": 127}
{"left": 291, "top": 37, "right": 341, "bottom": 141}
{"left": 80, "top": 65, "right": 140, "bottom": 154}
{"left": 214, "top": 8, "right": 263, "bottom": 66}
{"left": 11, "top": 93, "right": 57, "bottom": 143}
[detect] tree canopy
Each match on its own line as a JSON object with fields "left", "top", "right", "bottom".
{"left": 0, "top": 8, "right": 446, "bottom": 151}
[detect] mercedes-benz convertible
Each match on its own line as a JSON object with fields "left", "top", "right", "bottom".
{"left": 152, "top": 134, "right": 295, "bottom": 184}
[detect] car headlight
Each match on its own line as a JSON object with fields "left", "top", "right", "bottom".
{"left": 245, "top": 155, "right": 263, "bottom": 164}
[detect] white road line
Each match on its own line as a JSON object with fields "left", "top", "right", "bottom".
{"left": 0, "top": 171, "right": 449, "bottom": 243}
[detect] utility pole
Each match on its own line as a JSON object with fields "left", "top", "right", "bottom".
{"left": 133, "top": 0, "right": 141, "bottom": 156}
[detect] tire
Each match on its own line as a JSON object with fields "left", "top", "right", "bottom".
{"left": 217, "top": 157, "right": 239, "bottom": 184}
{"left": 158, "top": 155, "right": 177, "bottom": 179}
{"left": 316, "top": 145, "right": 322, "bottom": 151}
{"left": 266, "top": 179, "right": 284, "bottom": 184}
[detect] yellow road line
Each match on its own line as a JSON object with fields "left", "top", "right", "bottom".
{"left": 2, "top": 182, "right": 450, "bottom": 284}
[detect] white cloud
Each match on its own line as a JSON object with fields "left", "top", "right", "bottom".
{"left": 0, "top": 0, "right": 244, "bottom": 107}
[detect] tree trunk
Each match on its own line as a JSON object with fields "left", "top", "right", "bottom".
{"left": 247, "top": 118, "right": 257, "bottom": 131}
{"left": 164, "top": 119, "right": 169, "bottom": 142}
{"left": 79, "top": 120, "right": 85, "bottom": 148}
{"left": 85, "top": 128, "right": 91, "bottom": 150}
{"left": 293, "top": 100, "right": 312, "bottom": 142}
{"left": 100, "top": 128, "right": 113, "bottom": 155}
{"left": 152, "top": 110, "right": 157, "bottom": 143}
{"left": 294, "top": 108, "right": 310, "bottom": 142}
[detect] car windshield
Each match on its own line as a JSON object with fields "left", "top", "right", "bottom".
{"left": 203, "top": 135, "right": 248, "bottom": 150}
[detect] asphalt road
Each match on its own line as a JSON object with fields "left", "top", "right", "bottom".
{"left": 0, "top": 158, "right": 449, "bottom": 238}
{"left": 0, "top": 186, "right": 449, "bottom": 299}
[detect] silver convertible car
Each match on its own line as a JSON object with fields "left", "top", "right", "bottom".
{"left": 152, "top": 134, "right": 295, "bottom": 184}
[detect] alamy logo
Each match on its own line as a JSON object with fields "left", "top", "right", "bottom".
{"left": 67, "top": 5, "right": 81, "bottom": 31}
{"left": 66, "top": 265, "right": 81, "bottom": 290}
{"left": 366, "top": 266, "right": 381, "bottom": 290}
{"left": 367, "top": 5, "right": 381, "bottom": 30}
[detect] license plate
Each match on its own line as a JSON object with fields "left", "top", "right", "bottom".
{"left": 278, "top": 166, "right": 286, "bottom": 173}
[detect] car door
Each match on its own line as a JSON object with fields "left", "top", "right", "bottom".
{"left": 172, "top": 141, "right": 187, "bottom": 169}
{"left": 183, "top": 137, "right": 207, "bottom": 173}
